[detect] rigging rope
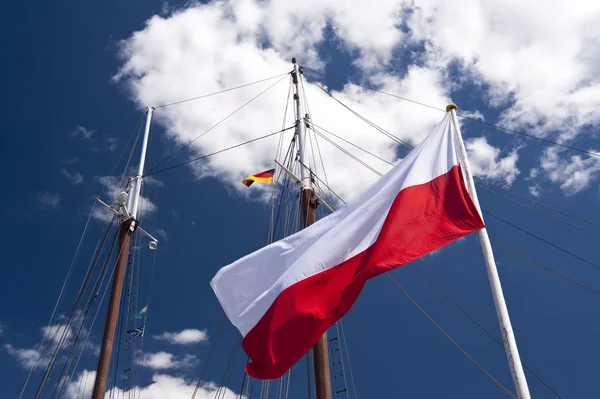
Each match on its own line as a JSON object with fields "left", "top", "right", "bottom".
{"left": 411, "top": 264, "right": 564, "bottom": 398}
{"left": 474, "top": 177, "right": 600, "bottom": 228}
{"left": 338, "top": 320, "right": 359, "bottom": 399}
{"left": 478, "top": 183, "right": 600, "bottom": 238}
{"left": 190, "top": 316, "right": 228, "bottom": 399}
{"left": 151, "top": 73, "right": 290, "bottom": 171}
{"left": 348, "top": 312, "right": 367, "bottom": 399}
{"left": 312, "top": 123, "right": 395, "bottom": 166}
{"left": 143, "top": 126, "right": 295, "bottom": 178}
{"left": 302, "top": 67, "right": 600, "bottom": 159}
{"left": 490, "top": 238, "right": 600, "bottom": 300}
{"left": 155, "top": 72, "right": 291, "bottom": 108}
{"left": 484, "top": 210, "right": 600, "bottom": 271}
{"left": 33, "top": 217, "right": 120, "bottom": 399}
{"left": 386, "top": 272, "right": 518, "bottom": 399}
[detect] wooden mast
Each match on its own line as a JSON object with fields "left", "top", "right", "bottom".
{"left": 91, "top": 219, "right": 134, "bottom": 399}
{"left": 91, "top": 107, "right": 154, "bottom": 399}
{"left": 293, "top": 57, "right": 333, "bottom": 399}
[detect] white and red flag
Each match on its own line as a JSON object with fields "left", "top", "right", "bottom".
{"left": 210, "top": 113, "right": 485, "bottom": 380}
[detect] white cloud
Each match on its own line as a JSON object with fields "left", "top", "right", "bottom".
{"left": 38, "top": 190, "right": 60, "bottom": 210}
{"left": 136, "top": 351, "right": 198, "bottom": 370}
{"left": 144, "top": 175, "right": 164, "bottom": 187}
{"left": 72, "top": 126, "right": 96, "bottom": 140}
{"left": 465, "top": 137, "right": 520, "bottom": 186}
{"left": 154, "top": 329, "right": 208, "bottom": 345}
{"left": 61, "top": 168, "right": 84, "bottom": 185}
{"left": 529, "top": 184, "right": 541, "bottom": 198}
{"left": 4, "top": 320, "right": 96, "bottom": 370}
{"left": 65, "top": 370, "right": 240, "bottom": 399}
{"left": 155, "top": 228, "right": 168, "bottom": 242}
{"left": 104, "top": 136, "right": 119, "bottom": 152}
{"left": 114, "top": 0, "right": 600, "bottom": 199}
{"left": 538, "top": 147, "right": 600, "bottom": 195}
{"left": 42, "top": 324, "right": 73, "bottom": 342}
{"left": 405, "top": 1, "right": 600, "bottom": 140}
{"left": 115, "top": 1, "right": 451, "bottom": 203}
{"left": 4, "top": 344, "right": 43, "bottom": 369}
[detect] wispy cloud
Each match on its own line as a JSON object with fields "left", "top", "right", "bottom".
{"left": 155, "top": 228, "right": 168, "bottom": 242}
{"left": 61, "top": 168, "right": 84, "bottom": 185}
{"left": 104, "top": 136, "right": 119, "bottom": 152}
{"left": 528, "top": 184, "right": 541, "bottom": 198}
{"left": 71, "top": 126, "right": 95, "bottom": 140}
{"left": 62, "top": 158, "right": 79, "bottom": 165}
{"left": 144, "top": 175, "right": 164, "bottom": 187}
{"left": 154, "top": 329, "right": 208, "bottom": 345}
{"left": 4, "top": 344, "right": 43, "bottom": 369}
{"left": 135, "top": 351, "right": 198, "bottom": 370}
{"left": 38, "top": 191, "right": 60, "bottom": 210}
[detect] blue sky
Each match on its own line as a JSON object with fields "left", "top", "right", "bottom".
{"left": 2, "top": 0, "right": 600, "bottom": 398}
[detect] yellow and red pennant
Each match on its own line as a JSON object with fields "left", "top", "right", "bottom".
{"left": 242, "top": 168, "right": 275, "bottom": 187}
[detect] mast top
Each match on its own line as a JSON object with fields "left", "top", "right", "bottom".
{"left": 446, "top": 103, "right": 458, "bottom": 112}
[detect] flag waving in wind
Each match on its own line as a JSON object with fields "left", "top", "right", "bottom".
{"left": 211, "top": 114, "right": 485, "bottom": 380}
{"left": 134, "top": 305, "right": 148, "bottom": 320}
{"left": 242, "top": 168, "right": 275, "bottom": 187}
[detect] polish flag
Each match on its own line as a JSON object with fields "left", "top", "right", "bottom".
{"left": 211, "top": 114, "right": 485, "bottom": 380}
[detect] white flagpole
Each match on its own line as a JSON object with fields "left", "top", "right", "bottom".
{"left": 447, "top": 104, "right": 531, "bottom": 399}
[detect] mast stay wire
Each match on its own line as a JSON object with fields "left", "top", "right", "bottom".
{"left": 155, "top": 72, "right": 291, "bottom": 109}
{"left": 477, "top": 183, "right": 600, "bottom": 237}
{"left": 301, "top": 67, "right": 600, "bottom": 159}
{"left": 32, "top": 218, "right": 120, "bottom": 399}
{"left": 300, "top": 73, "right": 336, "bottom": 209}
{"left": 16, "top": 113, "right": 146, "bottom": 399}
{"left": 386, "top": 273, "right": 518, "bottom": 399}
{"left": 483, "top": 210, "right": 600, "bottom": 271}
{"left": 190, "top": 315, "right": 228, "bottom": 399}
{"left": 143, "top": 126, "right": 295, "bottom": 178}
{"left": 474, "top": 177, "right": 600, "bottom": 228}
{"left": 490, "top": 238, "right": 600, "bottom": 300}
{"left": 410, "top": 264, "right": 564, "bottom": 398}
{"left": 53, "top": 230, "right": 123, "bottom": 398}
{"left": 150, "top": 73, "right": 291, "bottom": 172}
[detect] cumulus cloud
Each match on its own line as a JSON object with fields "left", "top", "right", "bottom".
{"left": 465, "top": 137, "right": 520, "bottom": 186}
{"left": 538, "top": 147, "right": 600, "bottom": 195}
{"left": 114, "top": 1, "right": 462, "bottom": 202}
{"left": 65, "top": 370, "right": 240, "bottom": 399}
{"left": 136, "top": 351, "right": 198, "bottom": 370}
{"left": 114, "top": 0, "right": 600, "bottom": 198}
{"left": 154, "top": 329, "right": 208, "bottom": 345}
{"left": 406, "top": 1, "right": 600, "bottom": 140}
{"left": 38, "top": 190, "right": 61, "bottom": 210}
{"left": 61, "top": 168, "right": 84, "bottom": 185}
